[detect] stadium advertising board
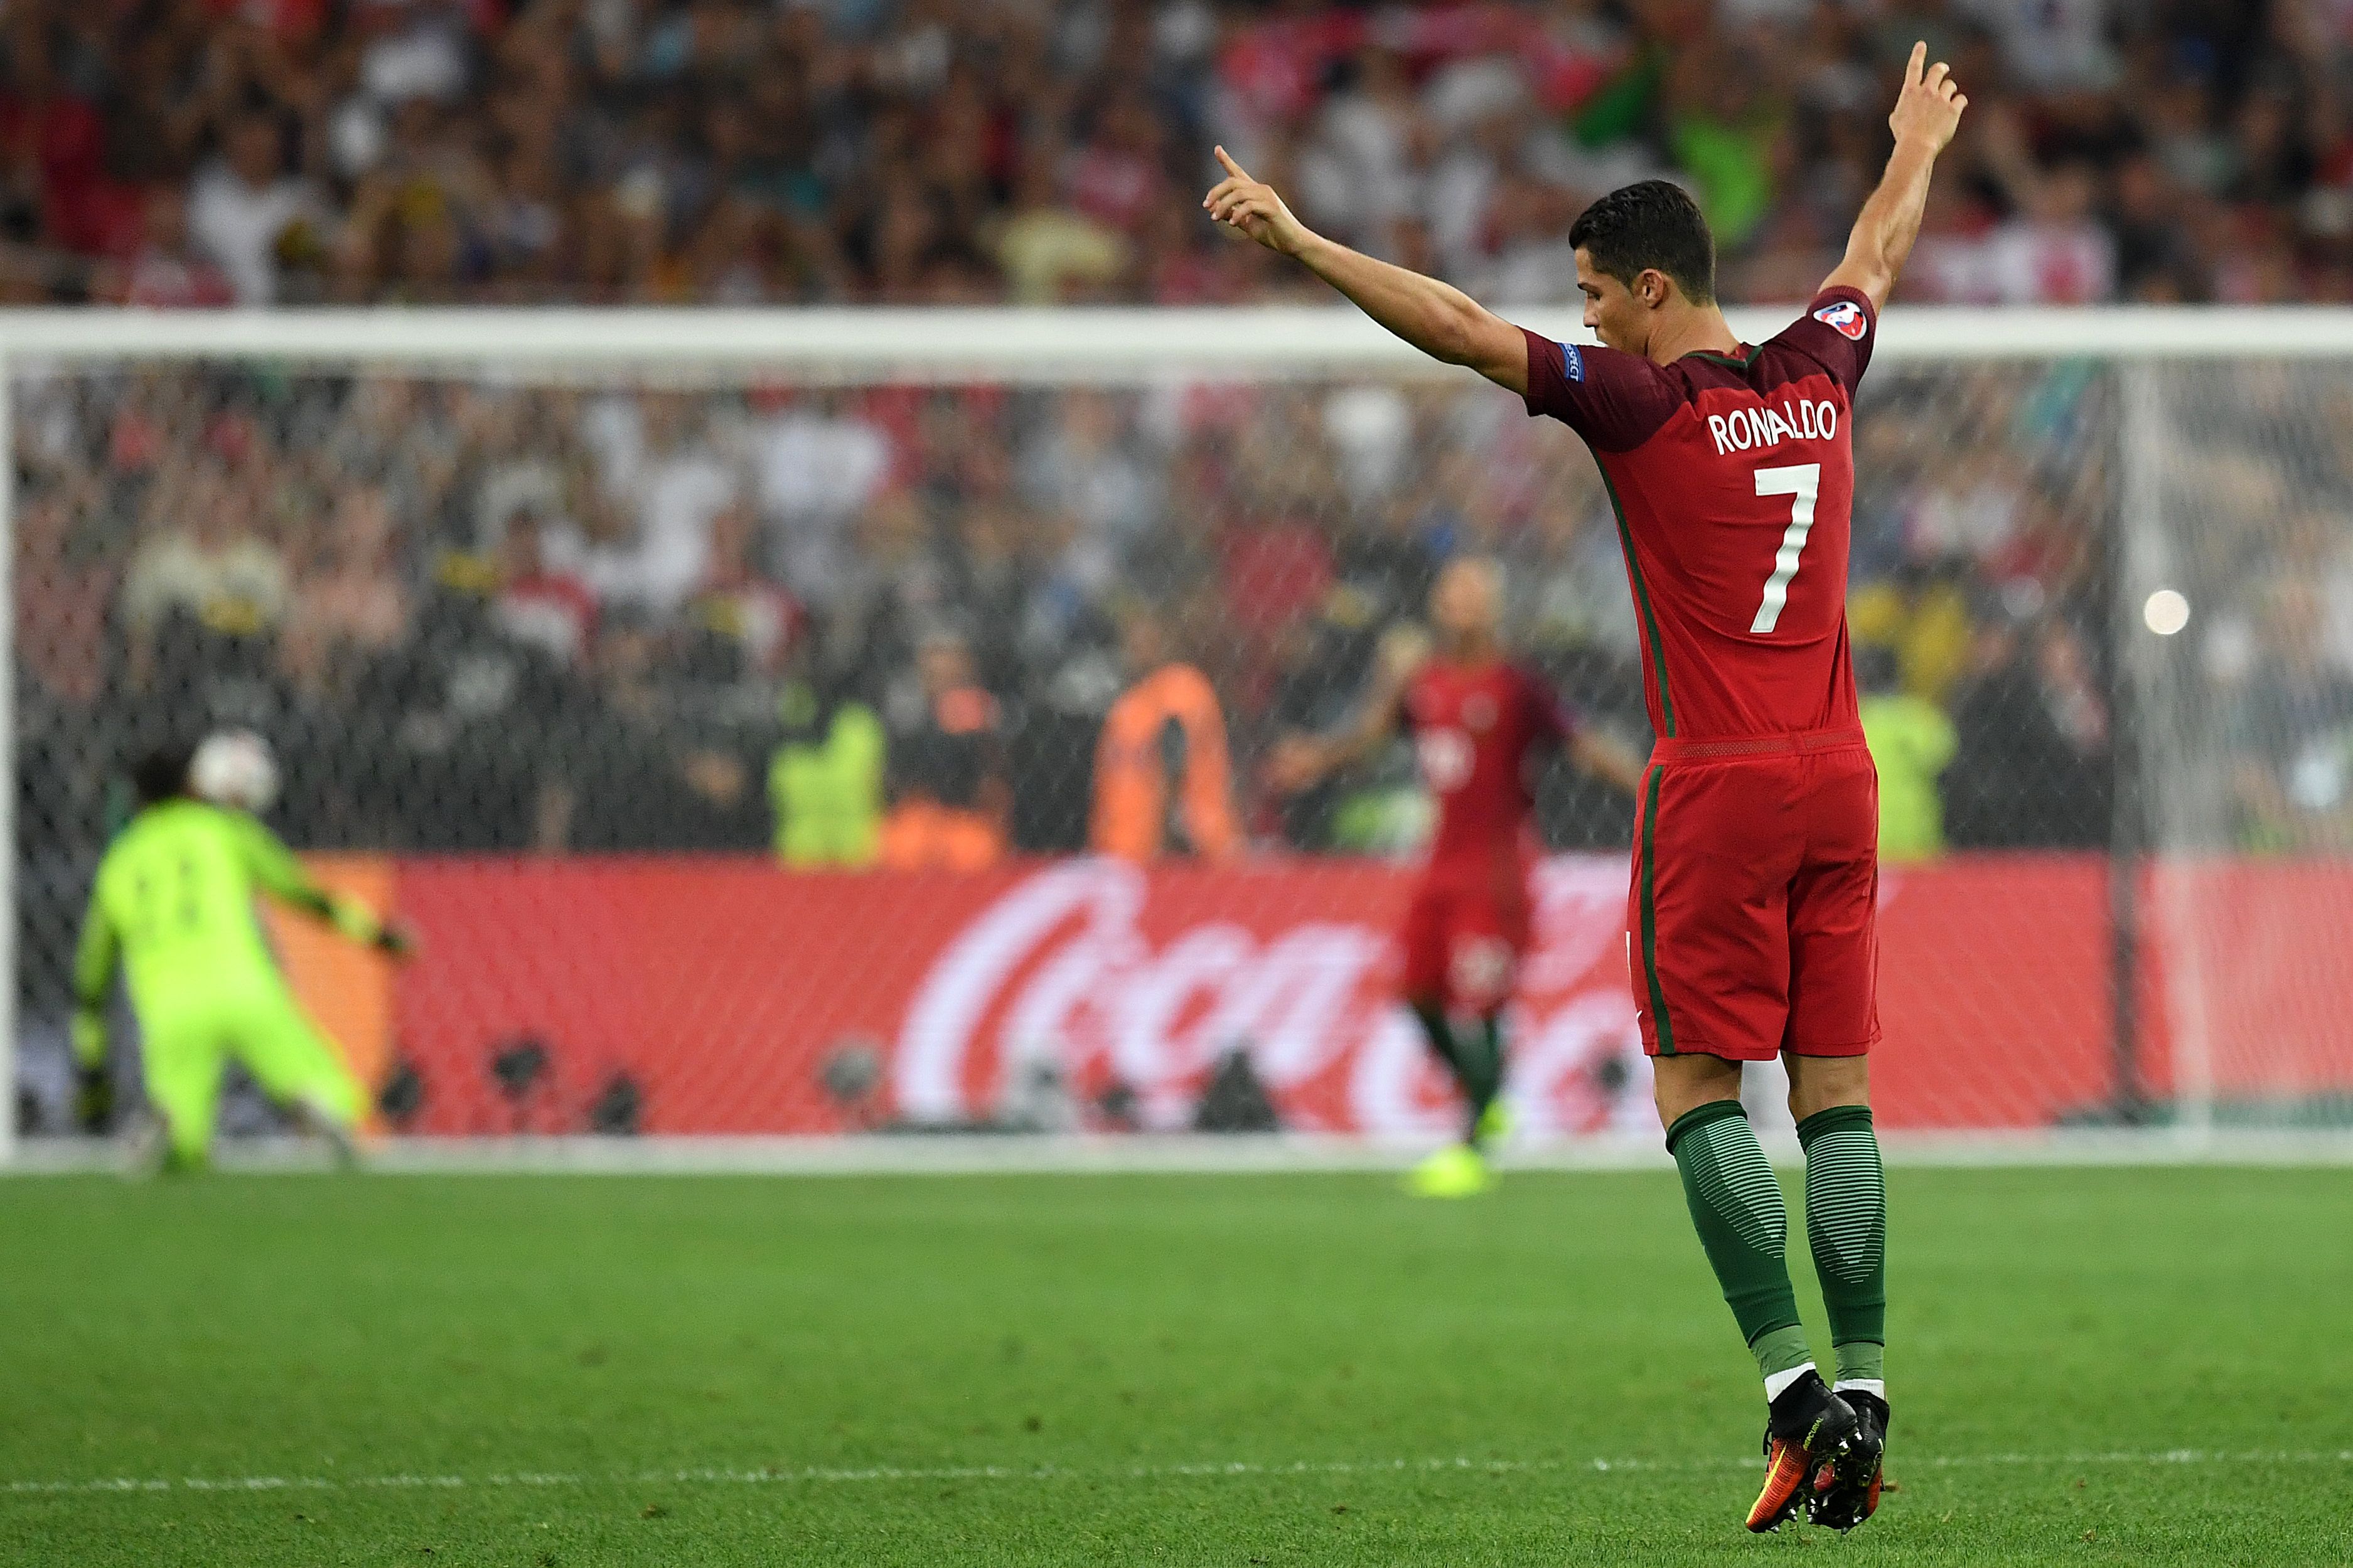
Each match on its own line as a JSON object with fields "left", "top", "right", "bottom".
{"left": 252, "top": 854, "right": 2278, "bottom": 1138}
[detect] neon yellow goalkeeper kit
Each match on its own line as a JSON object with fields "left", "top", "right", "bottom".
{"left": 73, "top": 799, "right": 393, "bottom": 1167}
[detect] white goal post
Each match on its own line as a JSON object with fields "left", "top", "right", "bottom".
{"left": 7, "top": 303, "right": 2353, "bottom": 1168}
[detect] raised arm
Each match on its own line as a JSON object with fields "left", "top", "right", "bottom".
{"left": 1823, "top": 43, "right": 1968, "bottom": 311}
{"left": 1569, "top": 727, "right": 1650, "bottom": 797}
{"left": 1204, "top": 147, "right": 1530, "bottom": 395}
{"left": 235, "top": 814, "right": 412, "bottom": 957}
{"left": 1265, "top": 628, "right": 1424, "bottom": 794}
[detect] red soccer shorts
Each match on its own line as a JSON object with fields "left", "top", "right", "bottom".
{"left": 1399, "top": 867, "right": 1531, "bottom": 1014}
{"left": 1627, "top": 729, "right": 1880, "bottom": 1062}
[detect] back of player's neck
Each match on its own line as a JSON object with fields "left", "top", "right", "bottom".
{"left": 1649, "top": 307, "right": 1739, "bottom": 366}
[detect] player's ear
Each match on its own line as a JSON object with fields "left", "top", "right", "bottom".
{"left": 1636, "top": 268, "right": 1670, "bottom": 309}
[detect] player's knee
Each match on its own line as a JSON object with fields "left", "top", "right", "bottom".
{"left": 1784, "top": 1055, "right": 1869, "bottom": 1122}
{"left": 1651, "top": 1053, "right": 1744, "bottom": 1128}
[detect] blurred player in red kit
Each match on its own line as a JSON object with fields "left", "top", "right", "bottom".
{"left": 1269, "top": 557, "right": 1644, "bottom": 1197}
{"left": 1213, "top": 41, "right": 1967, "bottom": 1537}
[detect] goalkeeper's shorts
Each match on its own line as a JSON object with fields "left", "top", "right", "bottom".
{"left": 137, "top": 981, "right": 362, "bottom": 1157}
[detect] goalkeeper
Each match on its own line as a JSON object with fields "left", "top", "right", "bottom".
{"left": 73, "top": 745, "right": 409, "bottom": 1169}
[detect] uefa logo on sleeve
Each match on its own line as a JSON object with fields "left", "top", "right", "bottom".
{"left": 1813, "top": 300, "right": 1868, "bottom": 341}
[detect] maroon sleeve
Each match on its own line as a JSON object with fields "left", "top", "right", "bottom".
{"left": 1518, "top": 328, "right": 1686, "bottom": 453}
{"left": 1770, "top": 286, "right": 1877, "bottom": 393}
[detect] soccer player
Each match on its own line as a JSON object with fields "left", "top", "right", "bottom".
{"left": 73, "top": 744, "right": 410, "bottom": 1170}
{"left": 1208, "top": 42, "right": 1966, "bottom": 1533}
{"left": 1271, "top": 558, "right": 1645, "bottom": 1198}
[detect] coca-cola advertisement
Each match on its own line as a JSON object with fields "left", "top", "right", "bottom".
{"left": 286, "top": 851, "right": 2254, "bottom": 1139}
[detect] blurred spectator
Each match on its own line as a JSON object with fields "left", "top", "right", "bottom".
{"left": 2, "top": 285, "right": 2344, "bottom": 938}
{"left": 1850, "top": 559, "right": 1976, "bottom": 705}
{"left": 1858, "top": 642, "right": 1958, "bottom": 862}
{"left": 1978, "top": 122, "right": 2119, "bottom": 304}
{"left": 281, "top": 483, "right": 412, "bottom": 701}
{"left": 1092, "top": 604, "right": 1240, "bottom": 862}
{"left": 881, "top": 628, "right": 1009, "bottom": 870}
{"left": 14, "top": 488, "right": 115, "bottom": 710}
{"left": 187, "top": 111, "right": 319, "bottom": 306}
{"left": 1021, "top": 392, "right": 1161, "bottom": 549}
{"left": 490, "top": 505, "right": 598, "bottom": 669}
{"left": 683, "top": 503, "right": 803, "bottom": 679}
{"left": 750, "top": 390, "right": 891, "bottom": 598}
{"left": 120, "top": 460, "right": 291, "bottom": 677}
{"left": 1948, "top": 612, "right": 2111, "bottom": 850}
{"left": 110, "top": 186, "right": 235, "bottom": 308}
{"left": 0, "top": 1, "right": 2337, "bottom": 309}
{"left": 993, "top": 141, "right": 1130, "bottom": 303}
{"left": 564, "top": 607, "right": 763, "bottom": 851}
{"left": 0, "top": 33, "right": 115, "bottom": 259}
{"left": 2227, "top": 579, "right": 2353, "bottom": 852}
{"left": 591, "top": 392, "right": 739, "bottom": 612}
{"left": 372, "top": 552, "right": 572, "bottom": 851}
{"left": 769, "top": 659, "right": 885, "bottom": 868}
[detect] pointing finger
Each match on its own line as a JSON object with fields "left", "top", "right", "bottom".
{"left": 1213, "top": 144, "right": 1251, "bottom": 181}
{"left": 1906, "top": 40, "right": 1925, "bottom": 87}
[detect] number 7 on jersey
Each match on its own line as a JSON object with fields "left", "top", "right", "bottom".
{"left": 1749, "top": 463, "right": 1821, "bottom": 635}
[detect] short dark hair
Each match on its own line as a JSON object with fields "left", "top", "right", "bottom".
{"left": 132, "top": 744, "right": 194, "bottom": 808}
{"left": 1568, "top": 180, "right": 1716, "bottom": 305}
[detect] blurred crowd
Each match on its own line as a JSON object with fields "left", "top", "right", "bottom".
{"left": 21, "top": 356, "right": 2353, "bottom": 1029}
{"left": 13, "top": 354, "right": 2128, "bottom": 875}
{"left": 1, "top": 0, "right": 2350, "bottom": 308}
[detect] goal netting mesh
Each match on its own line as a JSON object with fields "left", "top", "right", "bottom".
{"left": 7, "top": 311, "right": 2347, "bottom": 1153}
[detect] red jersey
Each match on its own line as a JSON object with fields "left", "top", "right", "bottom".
{"left": 1402, "top": 658, "right": 1572, "bottom": 882}
{"left": 1520, "top": 287, "right": 1877, "bottom": 742}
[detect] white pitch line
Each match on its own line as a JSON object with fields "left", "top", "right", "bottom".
{"left": 8, "top": 1449, "right": 2351, "bottom": 1498}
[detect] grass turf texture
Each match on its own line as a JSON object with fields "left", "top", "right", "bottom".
{"left": 3, "top": 1168, "right": 2347, "bottom": 1566}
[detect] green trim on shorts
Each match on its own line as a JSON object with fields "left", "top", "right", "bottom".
{"left": 1639, "top": 766, "right": 1676, "bottom": 1057}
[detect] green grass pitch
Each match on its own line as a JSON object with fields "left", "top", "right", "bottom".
{"left": 3, "top": 1165, "right": 2348, "bottom": 1565}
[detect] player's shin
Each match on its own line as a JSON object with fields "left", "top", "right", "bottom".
{"left": 1409, "top": 1000, "right": 1472, "bottom": 1109}
{"left": 1666, "top": 1100, "right": 1814, "bottom": 1389}
{"left": 1462, "top": 1013, "right": 1506, "bottom": 1148}
{"left": 1798, "top": 1104, "right": 1886, "bottom": 1393}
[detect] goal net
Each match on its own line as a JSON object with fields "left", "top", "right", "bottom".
{"left": 5, "top": 308, "right": 2347, "bottom": 1157}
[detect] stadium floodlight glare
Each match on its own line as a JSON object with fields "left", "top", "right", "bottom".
{"left": 2143, "top": 589, "right": 2191, "bottom": 636}
{"left": 6, "top": 304, "right": 2353, "bottom": 1168}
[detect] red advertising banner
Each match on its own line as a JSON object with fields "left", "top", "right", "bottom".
{"left": 2143, "top": 860, "right": 2353, "bottom": 1103}
{"left": 370, "top": 854, "right": 2178, "bottom": 1138}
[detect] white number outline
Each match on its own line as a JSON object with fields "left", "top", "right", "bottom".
{"left": 1750, "top": 463, "right": 1821, "bottom": 634}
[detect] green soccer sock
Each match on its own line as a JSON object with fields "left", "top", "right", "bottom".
{"left": 1798, "top": 1104, "right": 1887, "bottom": 1387}
{"left": 1666, "top": 1101, "right": 1812, "bottom": 1381}
{"left": 1411, "top": 1001, "right": 1501, "bottom": 1146}
{"left": 1459, "top": 1013, "right": 1506, "bottom": 1147}
{"left": 1409, "top": 999, "right": 1464, "bottom": 1084}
